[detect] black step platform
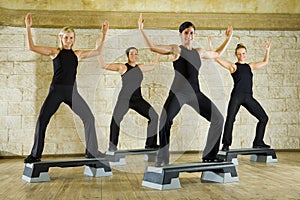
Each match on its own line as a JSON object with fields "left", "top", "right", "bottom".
{"left": 106, "top": 148, "right": 158, "bottom": 165}
{"left": 142, "top": 162, "right": 238, "bottom": 190}
{"left": 217, "top": 148, "right": 278, "bottom": 165}
{"left": 22, "top": 158, "right": 112, "bottom": 183}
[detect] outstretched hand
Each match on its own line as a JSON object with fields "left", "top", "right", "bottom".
{"left": 225, "top": 25, "right": 233, "bottom": 38}
{"left": 25, "top": 13, "right": 32, "bottom": 27}
{"left": 138, "top": 13, "right": 144, "bottom": 30}
{"left": 265, "top": 39, "right": 271, "bottom": 50}
{"left": 102, "top": 20, "right": 109, "bottom": 35}
{"left": 207, "top": 36, "right": 214, "bottom": 51}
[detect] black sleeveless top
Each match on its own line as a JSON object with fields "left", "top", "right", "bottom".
{"left": 171, "top": 45, "right": 201, "bottom": 92}
{"left": 119, "top": 63, "right": 143, "bottom": 98}
{"left": 231, "top": 62, "right": 253, "bottom": 95}
{"left": 52, "top": 49, "right": 78, "bottom": 85}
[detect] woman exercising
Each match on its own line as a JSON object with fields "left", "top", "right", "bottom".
{"left": 97, "top": 22, "right": 159, "bottom": 152}
{"left": 138, "top": 14, "right": 233, "bottom": 166}
{"left": 24, "top": 13, "right": 108, "bottom": 163}
{"left": 211, "top": 40, "right": 271, "bottom": 151}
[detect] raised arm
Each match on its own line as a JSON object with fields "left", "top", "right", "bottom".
{"left": 138, "top": 13, "right": 180, "bottom": 56}
{"left": 249, "top": 40, "right": 271, "bottom": 70}
{"left": 25, "top": 13, "right": 58, "bottom": 58}
{"left": 76, "top": 21, "right": 109, "bottom": 60}
{"left": 207, "top": 36, "right": 236, "bottom": 73}
{"left": 200, "top": 26, "right": 233, "bottom": 59}
{"left": 95, "top": 23, "right": 127, "bottom": 74}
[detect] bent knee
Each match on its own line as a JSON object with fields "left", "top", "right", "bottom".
{"left": 226, "top": 115, "right": 236, "bottom": 123}
{"left": 260, "top": 115, "right": 269, "bottom": 123}
{"left": 211, "top": 112, "right": 224, "bottom": 126}
{"left": 149, "top": 108, "right": 159, "bottom": 121}
{"left": 83, "top": 114, "right": 95, "bottom": 124}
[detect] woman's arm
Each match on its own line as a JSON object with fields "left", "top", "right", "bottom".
{"left": 215, "top": 58, "right": 236, "bottom": 73}
{"left": 25, "top": 13, "right": 58, "bottom": 58}
{"left": 139, "top": 54, "right": 160, "bottom": 72}
{"left": 207, "top": 36, "right": 236, "bottom": 73}
{"left": 200, "top": 26, "right": 233, "bottom": 59}
{"left": 95, "top": 21, "right": 127, "bottom": 75}
{"left": 98, "top": 59, "right": 127, "bottom": 75}
{"left": 249, "top": 40, "right": 271, "bottom": 70}
{"left": 76, "top": 21, "right": 109, "bottom": 60}
{"left": 138, "top": 13, "right": 180, "bottom": 56}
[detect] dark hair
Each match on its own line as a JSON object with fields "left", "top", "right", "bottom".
{"left": 179, "top": 21, "right": 196, "bottom": 33}
{"left": 235, "top": 43, "right": 247, "bottom": 54}
{"left": 125, "top": 47, "right": 138, "bottom": 56}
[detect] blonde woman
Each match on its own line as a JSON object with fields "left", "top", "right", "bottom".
{"left": 24, "top": 13, "right": 108, "bottom": 163}
{"left": 212, "top": 41, "right": 271, "bottom": 151}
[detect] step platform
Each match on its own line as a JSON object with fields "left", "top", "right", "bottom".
{"left": 22, "top": 158, "right": 112, "bottom": 183}
{"left": 106, "top": 148, "right": 158, "bottom": 166}
{"left": 217, "top": 148, "right": 278, "bottom": 165}
{"left": 142, "top": 162, "right": 238, "bottom": 190}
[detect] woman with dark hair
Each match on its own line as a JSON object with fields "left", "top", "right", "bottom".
{"left": 138, "top": 14, "right": 233, "bottom": 166}
{"left": 97, "top": 24, "right": 159, "bottom": 151}
{"left": 211, "top": 40, "right": 271, "bottom": 151}
{"left": 23, "top": 13, "right": 107, "bottom": 163}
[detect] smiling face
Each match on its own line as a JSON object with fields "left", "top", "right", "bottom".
{"left": 59, "top": 26, "right": 75, "bottom": 49}
{"left": 180, "top": 26, "right": 195, "bottom": 47}
{"left": 127, "top": 48, "right": 138, "bottom": 63}
{"left": 235, "top": 47, "right": 247, "bottom": 63}
{"left": 60, "top": 32, "right": 75, "bottom": 49}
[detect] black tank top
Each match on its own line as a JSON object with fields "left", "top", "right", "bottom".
{"left": 231, "top": 62, "right": 253, "bottom": 95}
{"left": 52, "top": 49, "right": 78, "bottom": 85}
{"left": 171, "top": 45, "right": 201, "bottom": 92}
{"left": 119, "top": 63, "right": 143, "bottom": 98}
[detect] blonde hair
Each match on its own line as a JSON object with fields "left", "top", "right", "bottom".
{"left": 235, "top": 43, "right": 247, "bottom": 54}
{"left": 58, "top": 26, "right": 75, "bottom": 48}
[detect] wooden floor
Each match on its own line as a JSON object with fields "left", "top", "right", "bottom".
{"left": 0, "top": 151, "right": 299, "bottom": 200}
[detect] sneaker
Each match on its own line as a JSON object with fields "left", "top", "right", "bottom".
{"left": 202, "top": 156, "right": 225, "bottom": 163}
{"left": 221, "top": 144, "right": 230, "bottom": 151}
{"left": 252, "top": 143, "right": 270, "bottom": 149}
{"left": 86, "top": 151, "right": 106, "bottom": 159}
{"left": 145, "top": 144, "right": 159, "bottom": 150}
{"left": 24, "top": 155, "right": 41, "bottom": 163}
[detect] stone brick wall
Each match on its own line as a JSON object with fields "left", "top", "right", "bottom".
{"left": 0, "top": 26, "right": 299, "bottom": 156}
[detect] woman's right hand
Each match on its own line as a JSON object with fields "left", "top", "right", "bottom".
{"left": 138, "top": 13, "right": 144, "bottom": 30}
{"left": 25, "top": 13, "right": 32, "bottom": 27}
{"left": 265, "top": 39, "right": 271, "bottom": 51}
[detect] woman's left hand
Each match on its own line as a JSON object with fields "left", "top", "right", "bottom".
{"left": 102, "top": 21, "right": 109, "bottom": 35}
{"left": 225, "top": 26, "right": 233, "bottom": 38}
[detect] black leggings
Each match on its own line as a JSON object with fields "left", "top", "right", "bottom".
{"left": 109, "top": 96, "right": 158, "bottom": 148}
{"left": 158, "top": 91, "right": 224, "bottom": 163}
{"left": 222, "top": 93, "right": 268, "bottom": 146}
{"left": 30, "top": 84, "right": 99, "bottom": 158}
